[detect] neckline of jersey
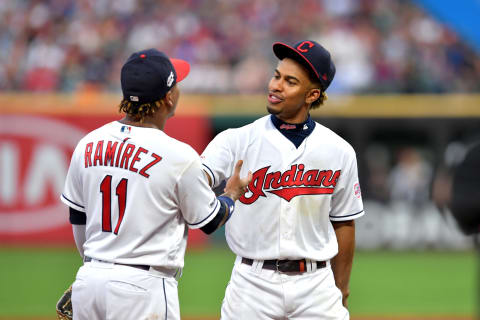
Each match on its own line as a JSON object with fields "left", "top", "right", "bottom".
{"left": 269, "top": 115, "right": 316, "bottom": 148}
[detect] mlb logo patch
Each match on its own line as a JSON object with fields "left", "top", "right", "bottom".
{"left": 121, "top": 126, "right": 131, "bottom": 134}
{"left": 353, "top": 183, "right": 361, "bottom": 198}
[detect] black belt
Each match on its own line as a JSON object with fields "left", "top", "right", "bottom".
{"left": 241, "top": 257, "right": 326, "bottom": 273}
{"left": 84, "top": 256, "right": 150, "bottom": 271}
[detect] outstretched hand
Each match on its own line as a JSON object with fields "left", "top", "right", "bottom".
{"left": 224, "top": 160, "right": 252, "bottom": 201}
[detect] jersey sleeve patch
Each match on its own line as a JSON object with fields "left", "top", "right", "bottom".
{"left": 329, "top": 209, "right": 364, "bottom": 222}
{"left": 353, "top": 182, "right": 361, "bottom": 199}
{"left": 187, "top": 198, "right": 220, "bottom": 229}
{"left": 60, "top": 194, "right": 86, "bottom": 212}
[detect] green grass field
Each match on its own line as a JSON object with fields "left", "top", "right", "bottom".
{"left": 0, "top": 246, "right": 477, "bottom": 318}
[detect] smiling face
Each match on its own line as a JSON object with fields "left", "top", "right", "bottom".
{"left": 267, "top": 58, "right": 321, "bottom": 124}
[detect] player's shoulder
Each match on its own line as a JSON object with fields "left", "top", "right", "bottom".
{"left": 312, "top": 121, "right": 356, "bottom": 155}
{"left": 215, "top": 115, "right": 270, "bottom": 138}
{"left": 75, "top": 121, "right": 116, "bottom": 146}
{"left": 77, "top": 121, "right": 198, "bottom": 157}
{"left": 164, "top": 135, "right": 199, "bottom": 159}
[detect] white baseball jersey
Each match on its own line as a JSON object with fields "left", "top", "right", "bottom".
{"left": 202, "top": 115, "right": 364, "bottom": 261}
{"left": 61, "top": 121, "right": 220, "bottom": 269}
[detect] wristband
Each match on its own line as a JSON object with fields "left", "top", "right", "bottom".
{"left": 217, "top": 195, "right": 235, "bottom": 220}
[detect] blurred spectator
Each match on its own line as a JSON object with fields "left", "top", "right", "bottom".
{"left": 432, "top": 141, "right": 468, "bottom": 212}
{"left": 364, "top": 143, "right": 391, "bottom": 203}
{"left": 0, "top": 0, "right": 478, "bottom": 93}
{"left": 388, "top": 147, "right": 433, "bottom": 207}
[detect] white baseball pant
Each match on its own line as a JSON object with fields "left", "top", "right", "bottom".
{"left": 221, "top": 256, "right": 349, "bottom": 320}
{"left": 71, "top": 259, "right": 180, "bottom": 320}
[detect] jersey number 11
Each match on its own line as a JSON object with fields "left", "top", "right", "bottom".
{"left": 100, "top": 175, "right": 128, "bottom": 235}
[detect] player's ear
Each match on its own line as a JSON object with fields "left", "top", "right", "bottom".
{"left": 161, "top": 91, "right": 175, "bottom": 117}
{"left": 306, "top": 88, "right": 321, "bottom": 104}
{"left": 164, "top": 90, "right": 174, "bottom": 108}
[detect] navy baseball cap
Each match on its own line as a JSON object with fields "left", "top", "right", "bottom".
{"left": 121, "top": 48, "right": 190, "bottom": 103}
{"left": 273, "top": 40, "right": 335, "bottom": 90}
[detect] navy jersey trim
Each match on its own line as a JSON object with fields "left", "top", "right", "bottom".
{"left": 69, "top": 208, "right": 87, "bottom": 225}
{"left": 187, "top": 199, "right": 220, "bottom": 226}
{"left": 270, "top": 114, "right": 316, "bottom": 148}
{"left": 61, "top": 194, "right": 85, "bottom": 209}
{"left": 163, "top": 279, "right": 167, "bottom": 320}
{"left": 202, "top": 163, "right": 216, "bottom": 186}
{"left": 329, "top": 209, "right": 364, "bottom": 219}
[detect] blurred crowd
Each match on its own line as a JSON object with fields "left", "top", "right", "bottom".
{"left": 0, "top": 0, "right": 479, "bottom": 94}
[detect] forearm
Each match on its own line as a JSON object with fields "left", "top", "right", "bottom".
{"left": 72, "top": 224, "right": 86, "bottom": 259}
{"left": 200, "top": 195, "right": 234, "bottom": 234}
{"left": 331, "top": 220, "right": 356, "bottom": 307}
{"left": 69, "top": 207, "right": 87, "bottom": 259}
{"left": 199, "top": 160, "right": 251, "bottom": 235}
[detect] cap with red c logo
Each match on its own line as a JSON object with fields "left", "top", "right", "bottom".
{"left": 273, "top": 40, "right": 336, "bottom": 90}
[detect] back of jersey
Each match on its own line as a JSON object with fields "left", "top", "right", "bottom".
{"left": 61, "top": 121, "right": 217, "bottom": 269}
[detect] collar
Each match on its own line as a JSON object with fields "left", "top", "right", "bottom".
{"left": 270, "top": 114, "right": 314, "bottom": 132}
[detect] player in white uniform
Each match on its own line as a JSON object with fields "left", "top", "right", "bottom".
{"left": 60, "top": 49, "right": 251, "bottom": 320}
{"left": 201, "top": 40, "right": 364, "bottom": 319}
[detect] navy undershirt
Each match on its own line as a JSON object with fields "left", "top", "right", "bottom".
{"left": 270, "top": 114, "right": 316, "bottom": 148}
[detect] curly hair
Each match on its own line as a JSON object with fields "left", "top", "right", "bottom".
{"left": 303, "top": 66, "right": 328, "bottom": 110}
{"left": 118, "top": 99, "right": 163, "bottom": 123}
{"left": 310, "top": 91, "right": 328, "bottom": 109}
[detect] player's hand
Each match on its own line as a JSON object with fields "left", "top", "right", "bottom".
{"left": 341, "top": 291, "right": 349, "bottom": 309}
{"left": 223, "top": 160, "right": 252, "bottom": 201}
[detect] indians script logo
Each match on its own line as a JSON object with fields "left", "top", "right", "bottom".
{"left": 240, "top": 164, "right": 341, "bottom": 204}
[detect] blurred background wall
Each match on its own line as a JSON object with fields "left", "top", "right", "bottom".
{"left": 0, "top": 0, "right": 479, "bottom": 318}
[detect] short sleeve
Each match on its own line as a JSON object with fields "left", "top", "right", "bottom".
{"left": 329, "top": 150, "right": 364, "bottom": 221}
{"left": 60, "top": 144, "right": 85, "bottom": 212}
{"left": 177, "top": 157, "right": 221, "bottom": 229}
{"left": 201, "top": 130, "right": 234, "bottom": 188}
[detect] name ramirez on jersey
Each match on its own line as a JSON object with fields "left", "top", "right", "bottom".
{"left": 84, "top": 138, "right": 162, "bottom": 178}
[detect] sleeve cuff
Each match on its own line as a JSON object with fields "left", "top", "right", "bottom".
{"left": 202, "top": 163, "right": 216, "bottom": 187}
{"left": 187, "top": 198, "right": 221, "bottom": 229}
{"left": 329, "top": 209, "right": 364, "bottom": 222}
{"left": 60, "top": 194, "right": 85, "bottom": 212}
{"left": 70, "top": 208, "right": 87, "bottom": 225}
{"left": 217, "top": 195, "right": 235, "bottom": 219}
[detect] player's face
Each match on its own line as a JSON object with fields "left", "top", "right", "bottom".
{"left": 267, "top": 58, "right": 314, "bottom": 123}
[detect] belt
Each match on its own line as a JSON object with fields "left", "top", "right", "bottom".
{"left": 84, "top": 256, "right": 150, "bottom": 271}
{"left": 241, "top": 257, "right": 326, "bottom": 273}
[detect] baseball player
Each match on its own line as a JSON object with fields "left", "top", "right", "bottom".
{"left": 201, "top": 40, "right": 364, "bottom": 319}
{"left": 59, "top": 48, "right": 251, "bottom": 320}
